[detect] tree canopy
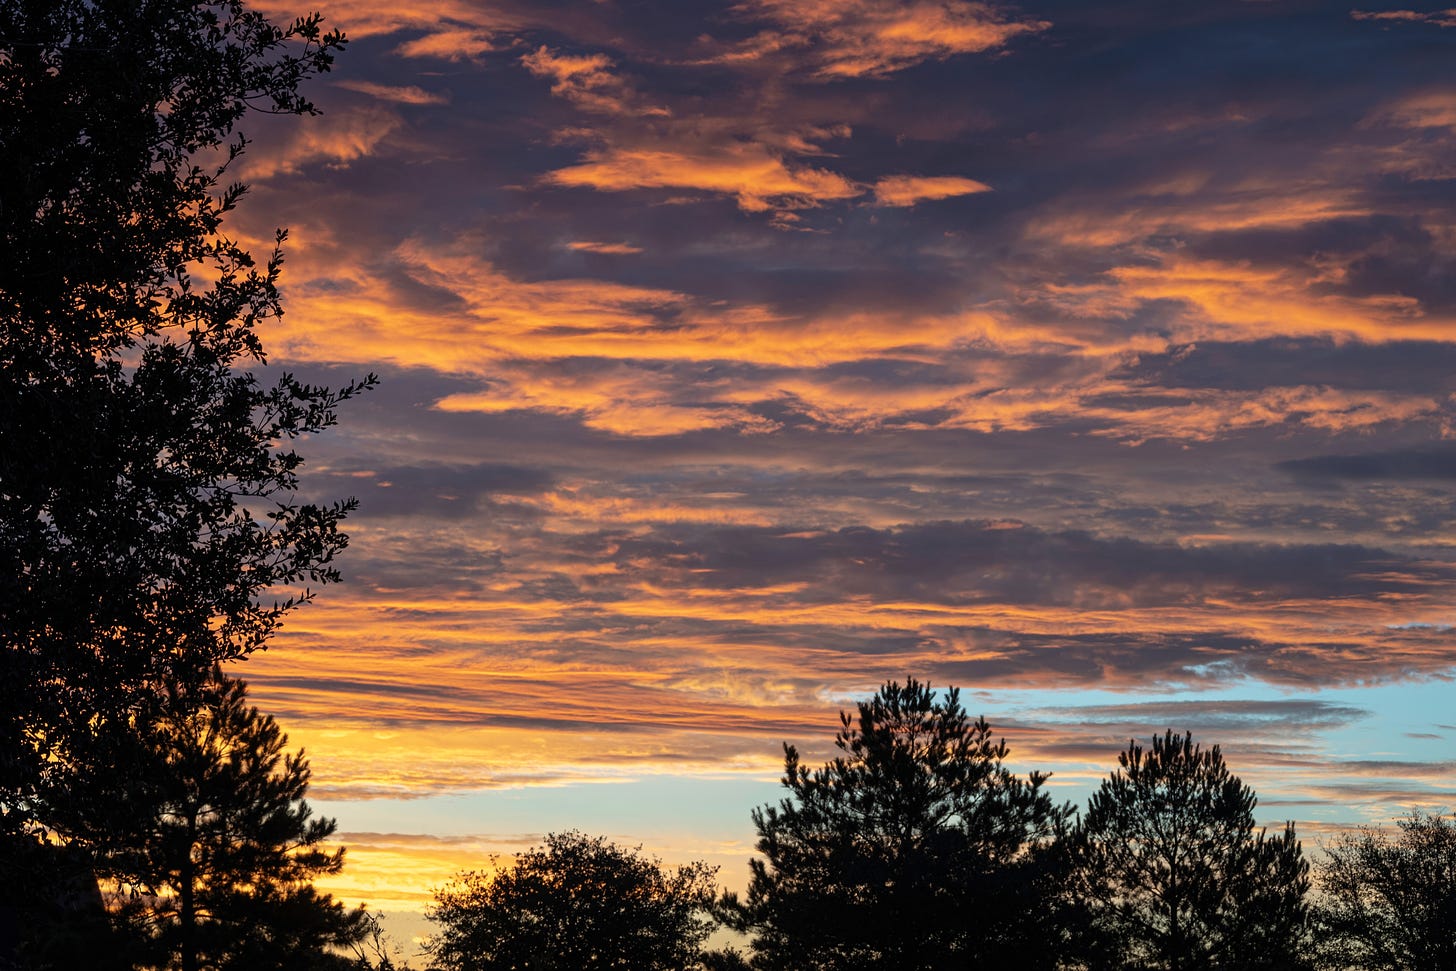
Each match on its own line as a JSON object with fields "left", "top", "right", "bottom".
{"left": 35, "top": 673, "right": 370, "bottom": 971}
{"left": 0, "top": 0, "right": 366, "bottom": 821}
{"left": 1315, "top": 810, "right": 1456, "bottom": 971}
{"left": 1066, "top": 731, "right": 1310, "bottom": 971}
{"left": 0, "top": 0, "right": 372, "bottom": 963}
{"left": 426, "top": 831, "right": 720, "bottom": 971}
{"left": 735, "top": 678, "right": 1069, "bottom": 970}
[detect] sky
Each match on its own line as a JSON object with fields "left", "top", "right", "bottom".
{"left": 218, "top": 0, "right": 1455, "bottom": 948}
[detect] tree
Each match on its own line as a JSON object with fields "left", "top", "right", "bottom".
{"left": 732, "top": 678, "right": 1070, "bottom": 971}
{"left": 425, "top": 831, "right": 721, "bottom": 971}
{"left": 0, "top": 0, "right": 368, "bottom": 831}
{"left": 1066, "top": 731, "right": 1311, "bottom": 970}
{"left": 37, "top": 672, "right": 371, "bottom": 971}
{"left": 1314, "top": 810, "right": 1456, "bottom": 971}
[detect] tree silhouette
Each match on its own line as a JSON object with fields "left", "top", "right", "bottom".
{"left": 426, "top": 831, "right": 720, "bottom": 971}
{"left": 35, "top": 673, "right": 370, "bottom": 971}
{"left": 0, "top": 0, "right": 367, "bottom": 840}
{"left": 1314, "top": 810, "right": 1456, "bottom": 971}
{"left": 1, "top": 1, "right": 368, "bottom": 955}
{"left": 733, "top": 678, "right": 1070, "bottom": 970}
{"left": 1066, "top": 731, "right": 1310, "bottom": 970}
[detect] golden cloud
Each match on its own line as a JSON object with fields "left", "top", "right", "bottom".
{"left": 566, "top": 241, "right": 645, "bottom": 254}
{"left": 394, "top": 26, "right": 500, "bottom": 60}
{"left": 335, "top": 79, "right": 451, "bottom": 105}
{"left": 872, "top": 174, "right": 992, "bottom": 206}
{"left": 520, "top": 46, "right": 656, "bottom": 115}
{"left": 546, "top": 144, "right": 860, "bottom": 212}
{"left": 1351, "top": 9, "right": 1456, "bottom": 27}
{"left": 240, "top": 105, "right": 402, "bottom": 180}
{"left": 731, "top": 0, "right": 1050, "bottom": 77}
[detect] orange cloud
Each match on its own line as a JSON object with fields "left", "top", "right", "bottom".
{"left": 872, "top": 174, "right": 992, "bottom": 206}
{"left": 1352, "top": 9, "right": 1456, "bottom": 27}
{"left": 730, "top": 0, "right": 1050, "bottom": 77}
{"left": 240, "top": 105, "right": 401, "bottom": 180}
{"left": 565, "top": 241, "right": 644, "bottom": 254}
{"left": 395, "top": 27, "right": 500, "bottom": 60}
{"left": 1093, "top": 256, "right": 1436, "bottom": 343}
{"left": 546, "top": 144, "right": 860, "bottom": 212}
{"left": 519, "top": 46, "right": 655, "bottom": 116}
{"left": 521, "top": 47, "right": 614, "bottom": 84}
{"left": 335, "top": 79, "right": 450, "bottom": 105}
{"left": 247, "top": 0, "right": 523, "bottom": 49}
{"left": 1025, "top": 184, "right": 1370, "bottom": 248}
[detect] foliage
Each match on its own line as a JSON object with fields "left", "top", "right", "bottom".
{"left": 0, "top": 832, "right": 133, "bottom": 970}
{"left": 36, "top": 672, "right": 370, "bottom": 971}
{"left": 733, "top": 678, "right": 1070, "bottom": 971}
{"left": 1066, "top": 730, "right": 1311, "bottom": 970}
{"left": 425, "top": 830, "right": 721, "bottom": 971}
{"left": 0, "top": 0, "right": 368, "bottom": 830}
{"left": 1314, "top": 810, "right": 1456, "bottom": 971}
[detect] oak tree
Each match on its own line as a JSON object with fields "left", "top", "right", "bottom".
{"left": 1315, "top": 810, "right": 1456, "bottom": 971}
{"left": 0, "top": 0, "right": 368, "bottom": 927}
{"left": 426, "top": 831, "right": 720, "bottom": 971}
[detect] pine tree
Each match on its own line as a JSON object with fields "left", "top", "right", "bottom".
{"left": 734, "top": 679, "right": 1069, "bottom": 970}
{"left": 1066, "top": 731, "right": 1311, "bottom": 970}
{"left": 40, "top": 673, "right": 369, "bottom": 971}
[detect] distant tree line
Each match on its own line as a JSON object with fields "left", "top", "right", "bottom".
{"left": 423, "top": 680, "right": 1456, "bottom": 971}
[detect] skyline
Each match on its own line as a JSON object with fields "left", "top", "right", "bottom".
{"left": 209, "top": 0, "right": 1456, "bottom": 939}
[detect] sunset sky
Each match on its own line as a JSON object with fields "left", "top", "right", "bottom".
{"left": 221, "top": 0, "right": 1455, "bottom": 946}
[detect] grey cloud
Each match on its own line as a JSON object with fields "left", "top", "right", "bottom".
{"left": 330, "top": 463, "right": 555, "bottom": 519}
{"left": 1279, "top": 448, "right": 1456, "bottom": 483}
{"left": 1121, "top": 339, "right": 1456, "bottom": 395}
{"left": 579, "top": 520, "right": 1453, "bottom": 607}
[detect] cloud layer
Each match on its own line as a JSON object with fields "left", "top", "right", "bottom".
{"left": 218, "top": 0, "right": 1456, "bottom": 911}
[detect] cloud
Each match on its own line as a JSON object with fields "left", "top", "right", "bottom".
{"left": 1369, "top": 89, "right": 1456, "bottom": 130}
{"left": 1278, "top": 447, "right": 1456, "bottom": 483}
{"left": 240, "top": 105, "right": 402, "bottom": 180}
{"left": 178, "top": 0, "right": 1456, "bottom": 931}
{"left": 395, "top": 27, "right": 501, "bottom": 60}
{"left": 566, "top": 241, "right": 644, "bottom": 255}
{"left": 309, "top": 463, "right": 555, "bottom": 518}
{"left": 335, "top": 79, "right": 451, "bottom": 105}
{"left": 519, "top": 46, "right": 659, "bottom": 116}
{"left": 1351, "top": 9, "right": 1456, "bottom": 28}
{"left": 872, "top": 174, "right": 992, "bottom": 206}
{"left": 546, "top": 144, "right": 861, "bottom": 213}
{"left": 728, "top": 0, "right": 1050, "bottom": 78}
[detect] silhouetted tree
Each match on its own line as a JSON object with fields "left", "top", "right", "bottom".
{"left": 0, "top": 831, "right": 131, "bottom": 970}
{"left": 36, "top": 673, "right": 370, "bottom": 971}
{"left": 1066, "top": 731, "right": 1311, "bottom": 970}
{"left": 0, "top": 0, "right": 366, "bottom": 843}
{"left": 1, "top": 1, "right": 367, "bottom": 957}
{"left": 1314, "top": 810, "right": 1456, "bottom": 971}
{"left": 732, "top": 678, "right": 1070, "bottom": 971}
{"left": 425, "top": 831, "right": 720, "bottom": 971}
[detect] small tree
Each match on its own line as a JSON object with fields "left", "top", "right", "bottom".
{"left": 734, "top": 678, "right": 1069, "bottom": 971}
{"left": 426, "top": 831, "right": 720, "bottom": 971}
{"left": 39, "top": 673, "right": 370, "bottom": 971}
{"left": 1315, "top": 810, "right": 1456, "bottom": 971}
{"left": 1067, "top": 731, "right": 1311, "bottom": 970}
